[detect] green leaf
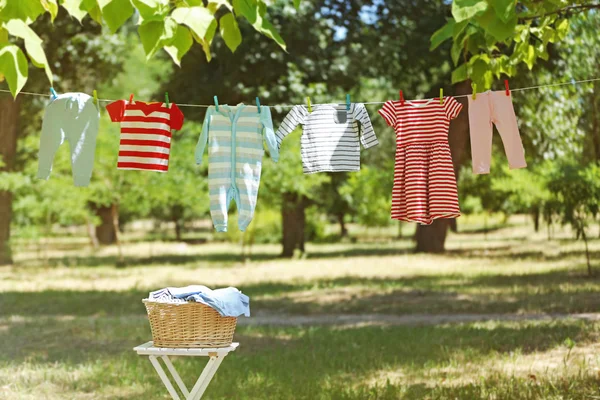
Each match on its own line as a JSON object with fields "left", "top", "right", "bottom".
{"left": 171, "top": 6, "right": 215, "bottom": 39}
{"left": 41, "top": 0, "right": 59, "bottom": 22}
{"left": 131, "top": 0, "right": 170, "bottom": 22}
{"left": 3, "top": 19, "right": 52, "bottom": 83}
{"left": 476, "top": 6, "right": 517, "bottom": 42}
{"left": 0, "top": 0, "right": 45, "bottom": 24}
{"left": 206, "top": 0, "right": 232, "bottom": 13}
{"left": 555, "top": 18, "right": 569, "bottom": 40}
{"left": 489, "top": 0, "right": 515, "bottom": 23}
{"left": 451, "top": 63, "right": 468, "bottom": 83}
{"left": 452, "top": 0, "right": 488, "bottom": 23}
{"left": 430, "top": 19, "right": 455, "bottom": 51}
{"left": 61, "top": 0, "right": 88, "bottom": 22}
{"left": 293, "top": 0, "right": 300, "bottom": 8}
{"left": 233, "top": 0, "right": 286, "bottom": 50}
{"left": 0, "top": 44, "right": 29, "bottom": 97}
{"left": 81, "top": 0, "right": 102, "bottom": 23}
{"left": 451, "top": 35, "right": 463, "bottom": 65}
{"left": 163, "top": 25, "right": 192, "bottom": 66}
{"left": 470, "top": 55, "right": 493, "bottom": 89}
{"left": 100, "top": 0, "right": 134, "bottom": 33}
{"left": 523, "top": 44, "right": 535, "bottom": 69}
{"left": 138, "top": 17, "right": 176, "bottom": 59}
{"left": 219, "top": 12, "right": 241, "bottom": 52}
{"left": 0, "top": 27, "right": 7, "bottom": 43}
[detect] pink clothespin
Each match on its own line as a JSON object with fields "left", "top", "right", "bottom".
{"left": 505, "top": 80, "right": 510, "bottom": 97}
{"left": 400, "top": 90, "right": 404, "bottom": 105}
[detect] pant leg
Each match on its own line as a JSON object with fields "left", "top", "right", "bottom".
{"left": 209, "top": 184, "right": 231, "bottom": 232}
{"left": 467, "top": 93, "right": 494, "bottom": 174}
{"left": 64, "top": 94, "right": 100, "bottom": 187}
{"left": 491, "top": 91, "right": 527, "bottom": 170}
{"left": 235, "top": 157, "right": 262, "bottom": 232}
{"left": 37, "top": 102, "right": 66, "bottom": 180}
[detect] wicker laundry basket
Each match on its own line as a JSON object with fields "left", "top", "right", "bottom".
{"left": 143, "top": 299, "right": 237, "bottom": 348}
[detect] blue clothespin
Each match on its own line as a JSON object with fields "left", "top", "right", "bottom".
{"left": 165, "top": 92, "right": 170, "bottom": 107}
{"left": 346, "top": 94, "right": 351, "bottom": 111}
{"left": 214, "top": 95, "right": 219, "bottom": 111}
{"left": 50, "top": 87, "right": 57, "bottom": 99}
{"left": 256, "top": 96, "right": 261, "bottom": 114}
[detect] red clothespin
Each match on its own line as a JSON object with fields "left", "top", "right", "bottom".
{"left": 129, "top": 94, "right": 134, "bottom": 104}
{"left": 504, "top": 80, "right": 510, "bottom": 97}
{"left": 400, "top": 90, "right": 404, "bottom": 105}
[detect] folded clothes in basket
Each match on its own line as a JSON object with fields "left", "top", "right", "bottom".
{"left": 149, "top": 285, "right": 250, "bottom": 317}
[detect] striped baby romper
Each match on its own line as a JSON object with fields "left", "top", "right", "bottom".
{"left": 106, "top": 100, "right": 184, "bottom": 172}
{"left": 195, "top": 105, "right": 278, "bottom": 232}
{"left": 378, "top": 97, "right": 463, "bottom": 225}
{"left": 275, "top": 103, "right": 378, "bottom": 173}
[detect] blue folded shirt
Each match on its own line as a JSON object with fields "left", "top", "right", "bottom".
{"left": 149, "top": 285, "right": 250, "bottom": 318}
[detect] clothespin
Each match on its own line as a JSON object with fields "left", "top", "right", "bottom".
{"left": 504, "top": 80, "right": 510, "bottom": 96}
{"left": 472, "top": 83, "right": 477, "bottom": 100}
{"left": 346, "top": 94, "right": 351, "bottom": 111}
{"left": 306, "top": 96, "right": 312, "bottom": 113}
{"left": 50, "top": 87, "right": 57, "bottom": 99}
{"left": 214, "top": 95, "right": 219, "bottom": 111}
{"left": 165, "top": 92, "right": 170, "bottom": 107}
{"left": 400, "top": 90, "right": 404, "bottom": 105}
{"left": 92, "top": 90, "right": 98, "bottom": 105}
{"left": 439, "top": 88, "right": 444, "bottom": 105}
{"left": 128, "top": 94, "right": 134, "bottom": 104}
{"left": 256, "top": 96, "right": 261, "bottom": 114}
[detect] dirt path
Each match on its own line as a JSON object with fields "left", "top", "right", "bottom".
{"left": 238, "top": 312, "right": 600, "bottom": 327}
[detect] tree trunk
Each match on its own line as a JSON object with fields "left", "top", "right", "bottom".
{"left": 174, "top": 219, "right": 182, "bottom": 241}
{"left": 93, "top": 204, "right": 117, "bottom": 245}
{"left": 338, "top": 212, "right": 347, "bottom": 237}
{"left": 281, "top": 193, "right": 305, "bottom": 258}
{"left": 414, "top": 80, "right": 471, "bottom": 253}
{"left": 581, "top": 225, "right": 592, "bottom": 277}
{"left": 415, "top": 219, "right": 449, "bottom": 253}
{"left": 532, "top": 206, "right": 540, "bottom": 232}
{"left": 0, "top": 94, "right": 20, "bottom": 265}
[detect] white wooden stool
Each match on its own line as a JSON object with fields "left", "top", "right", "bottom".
{"left": 133, "top": 341, "right": 239, "bottom": 400}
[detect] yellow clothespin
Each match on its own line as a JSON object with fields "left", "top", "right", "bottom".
{"left": 93, "top": 90, "right": 98, "bottom": 105}
{"left": 306, "top": 97, "right": 312, "bottom": 113}
{"left": 472, "top": 83, "right": 477, "bottom": 100}
{"left": 439, "top": 88, "right": 443, "bottom": 105}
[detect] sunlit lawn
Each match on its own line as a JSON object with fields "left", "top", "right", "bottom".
{"left": 1, "top": 216, "right": 600, "bottom": 399}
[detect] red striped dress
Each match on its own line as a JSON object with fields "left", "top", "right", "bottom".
{"left": 106, "top": 100, "right": 184, "bottom": 172}
{"left": 379, "top": 97, "right": 463, "bottom": 224}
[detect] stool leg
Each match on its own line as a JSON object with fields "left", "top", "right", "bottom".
{"left": 188, "top": 355, "right": 226, "bottom": 400}
{"left": 149, "top": 355, "right": 182, "bottom": 400}
{"left": 162, "top": 356, "right": 190, "bottom": 398}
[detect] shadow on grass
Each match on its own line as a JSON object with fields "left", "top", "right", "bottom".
{"left": 3, "top": 267, "right": 600, "bottom": 317}
{"left": 0, "top": 315, "right": 596, "bottom": 399}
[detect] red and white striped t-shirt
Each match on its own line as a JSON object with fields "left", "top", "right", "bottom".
{"left": 106, "top": 100, "right": 184, "bottom": 172}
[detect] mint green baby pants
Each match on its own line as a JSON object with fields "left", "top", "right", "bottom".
{"left": 37, "top": 93, "right": 100, "bottom": 187}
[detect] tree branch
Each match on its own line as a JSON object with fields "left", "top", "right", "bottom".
{"left": 521, "top": 4, "right": 600, "bottom": 20}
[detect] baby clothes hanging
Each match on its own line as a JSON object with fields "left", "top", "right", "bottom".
{"left": 468, "top": 91, "right": 527, "bottom": 174}
{"left": 37, "top": 92, "right": 100, "bottom": 187}
{"left": 275, "top": 103, "right": 379, "bottom": 174}
{"left": 195, "top": 104, "right": 278, "bottom": 232}
{"left": 379, "top": 97, "right": 463, "bottom": 225}
{"left": 106, "top": 100, "right": 184, "bottom": 172}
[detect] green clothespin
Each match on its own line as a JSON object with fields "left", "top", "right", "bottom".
{"left": 306, "top": 97, "right": 312, "bottom": 113}
{"left": 214, "top": 95, "right": 219, "bottom": 111}
{"left": 346, "top": 94, "right": 351, "bottom": 111}
{"left": 439, "top": 88, "right": 443, "bottom": 105}
{"left": 256, "top": 96, "right": 261, "bottom": 114}
{"left": 472, "top": 83, "right": 477, "bottom": 100}
{"left": 165, "top": 92, "right": 170, "bottom": 107}
{"left": 50, "top": 87, "right": 58, "bottom": 99}
{"left": 93, "top": 90, "right": 98, "bottom": 105}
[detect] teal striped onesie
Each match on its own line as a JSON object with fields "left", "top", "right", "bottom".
{"left": 195, "top": 105, "right": 278, "bottom": 232}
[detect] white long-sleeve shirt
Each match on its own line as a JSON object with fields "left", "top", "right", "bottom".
{"left": 275, "top": 103, "right": 379, "bottom": 174}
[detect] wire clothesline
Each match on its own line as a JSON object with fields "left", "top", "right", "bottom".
{"left": 1, "top": 77, "right": 599, "bottom": 108}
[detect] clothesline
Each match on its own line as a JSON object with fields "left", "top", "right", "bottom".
{"left": 2, "top": 77, "right": 599, "bottom": 108}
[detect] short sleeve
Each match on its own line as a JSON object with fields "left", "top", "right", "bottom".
{"left": 444, "top": 97, "right": 463, "bottom": 120}
{"left": 170, "top": 104, "right": 184, "bottom": 130}
{"left": 378, "top": 100, "right": 396, "bottom": 127}
{"left": 106, "top": 100, "right": 126, "bottom": 122}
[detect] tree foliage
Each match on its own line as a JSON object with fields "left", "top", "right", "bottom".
{"left": 0, "top": 0, "right": 299, "bottom": 97}
{"left": 430, "top": 0, "right": 599, "bottom": 89}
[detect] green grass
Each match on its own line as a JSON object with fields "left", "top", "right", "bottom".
{"left": 1, "top": 216, "right": 600, "bottom": 398}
